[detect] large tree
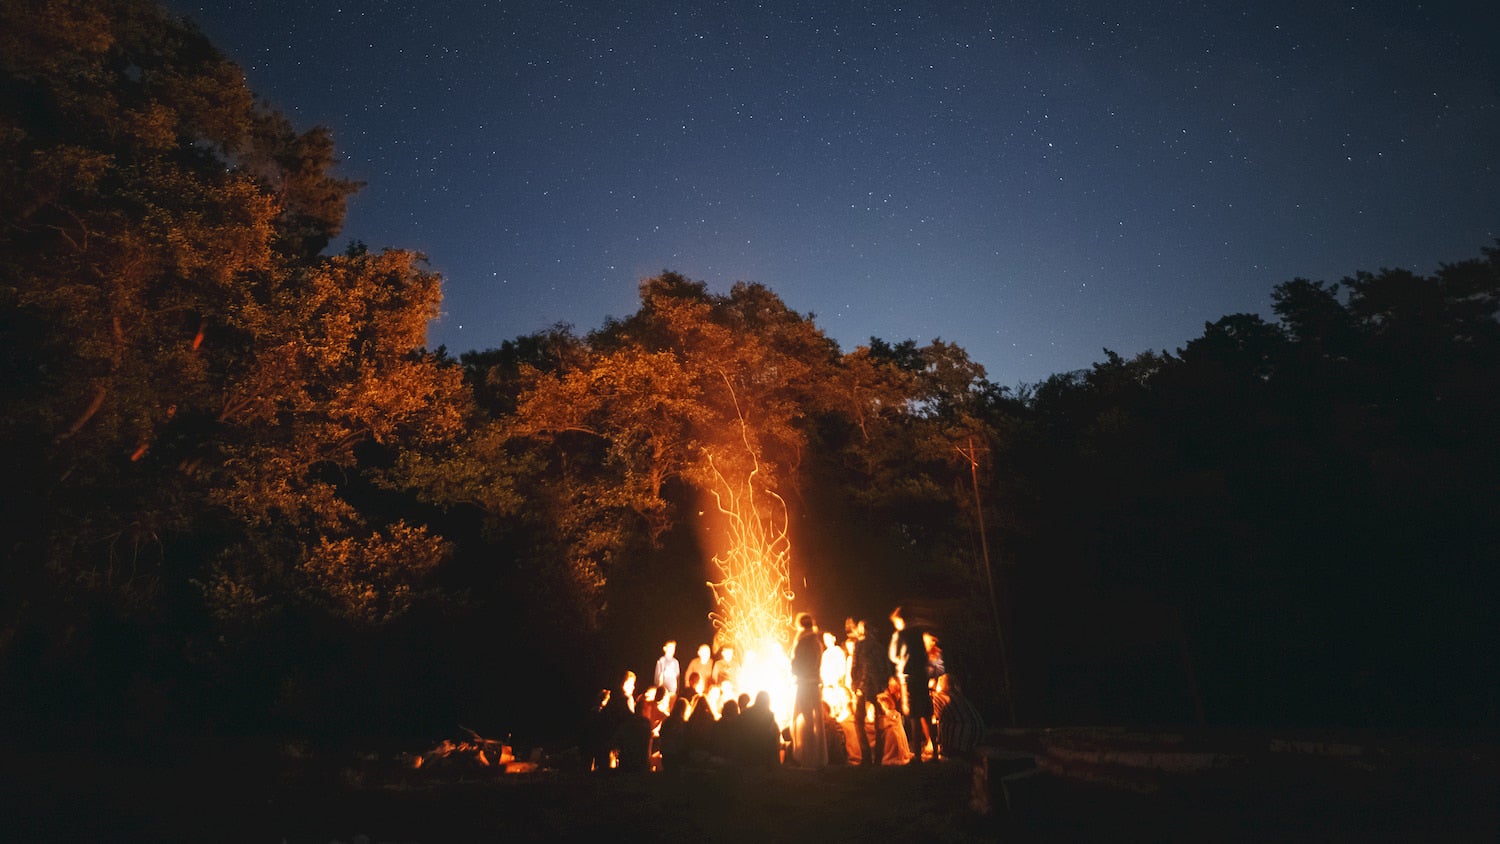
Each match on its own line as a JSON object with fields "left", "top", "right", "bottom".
{"left": 456, "top": 275, "right": 840, "bottom": 630}
{"left": 431, "top": 274, "right": 1012, "bottom": 703}
{"left": 0, "top": 0, "right": 466, "bottom": 734}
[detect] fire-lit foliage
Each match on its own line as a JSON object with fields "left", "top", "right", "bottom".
{"left": 1, "top": 0, "right": 469, "bottom": 734}
{"left": 456, "top": 275, "right": 840, "bottom": 628}
{"left": 296, "top": 521, "right": 450, "bottom": 625}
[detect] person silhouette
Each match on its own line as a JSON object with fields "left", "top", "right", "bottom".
{"left": 888, "top": 607, "right": 932, "bottom": 763}
{"left": 653, "top": 640, "right": 680, "bottom": 704}
{"left": 790, "top": 612, "right": 828, "bottom": 768}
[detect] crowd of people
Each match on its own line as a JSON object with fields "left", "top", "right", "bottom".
{"left": 582, "top": 608, "right": 984, "bottom": 772}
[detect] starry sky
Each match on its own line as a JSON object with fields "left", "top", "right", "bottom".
{"left": 170, "top": 0, "right": 1497, "bottom": 386}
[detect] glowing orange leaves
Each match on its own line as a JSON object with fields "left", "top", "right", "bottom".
{"left": 298, "top": 522, "right": 449, "bottom": 625}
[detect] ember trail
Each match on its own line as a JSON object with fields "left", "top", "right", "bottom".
{"left": 702, "top": 447, "right": 796, "bottom": 721}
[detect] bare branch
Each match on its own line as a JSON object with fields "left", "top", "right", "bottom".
{"left": 55, "top": 381, "right": 108, "bottom": 442}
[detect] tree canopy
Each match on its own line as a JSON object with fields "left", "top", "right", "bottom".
{"left": 1, "top": 0, "right": 466, "bottom": 738}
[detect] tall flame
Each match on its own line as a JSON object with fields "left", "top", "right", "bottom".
{"left": 697, "top": 365, "right": 801, "bottom": 718}
{"left": 704, "top": 448, "right": 795, "bottom": 717}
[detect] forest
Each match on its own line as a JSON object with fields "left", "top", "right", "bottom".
{"left": 2, "top": 0, "right": 1495, "bottom": 753}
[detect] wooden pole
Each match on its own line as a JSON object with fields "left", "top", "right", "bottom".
{"left": 962, "top": 435, "right": 1016, "bottom": 726}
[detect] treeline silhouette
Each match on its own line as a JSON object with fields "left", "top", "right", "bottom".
{"left": 1, "top": 1, "right": 1494, "bottom": 750}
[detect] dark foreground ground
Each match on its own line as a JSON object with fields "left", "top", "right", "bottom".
{"left": 11, "top": 748, "right": 979, "bottom": 843}
{"left": 2, "top": 730, "right": 1496, "bottom": 843}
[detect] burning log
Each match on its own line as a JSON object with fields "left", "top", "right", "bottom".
{"left": 404, "top": 726, "right": 527, "bottom": 773}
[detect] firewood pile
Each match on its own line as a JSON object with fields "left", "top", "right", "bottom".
{"left": 401, "top": 727, "right": 540, "bottom": 774}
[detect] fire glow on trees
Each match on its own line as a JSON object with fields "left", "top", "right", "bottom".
{"left": 487, "top": 277, "right": 836, "bottom": 715}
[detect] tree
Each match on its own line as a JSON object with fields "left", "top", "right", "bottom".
{"left": 201, "top": 247, "right": 466, "bottom": 628}
{"left": 467, "top": 275, "right": 838, "bottom": 629}
{"left": 0, "top": 0, "right": 464, "bottom": 734}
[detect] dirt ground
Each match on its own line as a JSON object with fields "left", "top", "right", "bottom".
{"left": 3, "top": 740, "right": 1495, "bottom": 842}
{"left": 1, "top": 748, "right": 989, "bottom": 843}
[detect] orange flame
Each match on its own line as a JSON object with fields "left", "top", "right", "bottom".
{"left": 703, "top": 448, "right": 796, "bottom": 722}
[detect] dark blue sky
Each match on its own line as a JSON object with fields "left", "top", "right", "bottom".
{"left": 173, "top": 0, "right": 1497, "bottom": 386}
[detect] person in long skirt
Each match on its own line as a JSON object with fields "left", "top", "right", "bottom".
{"left": 789, "top": 612, "right": 828, "bottom": 768}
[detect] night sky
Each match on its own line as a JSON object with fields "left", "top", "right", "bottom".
{"left": 170, "top": 0, "right": 1497, "bottom": 386}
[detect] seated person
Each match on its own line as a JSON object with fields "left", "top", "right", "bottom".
{"left": 874, "top": 675, "right": 913, "bottom": 765}
{"left": 822, "top": 700, "right": 850, "bottom": 764}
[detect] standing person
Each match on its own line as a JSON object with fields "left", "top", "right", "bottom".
{"left": 923, "top": 631, "right": 946, "bottom": 689}
{"left": 850, "top": 618, "right": 888, "bottom": 766}
{"left": 923, "top": 631, "right": 945, "bottom": 757}
{"left": 685, "top": 643, "right": 714, "bottom": 694}
{"left": 820, "top": 630, "right": 851, "bottom": 719}
{"left": 789, "top": 612, "right": 828, "bottom": 768}
{"left": 583, "top": 688, "right": 614, "bottom": 772}
{"left": 653, "top": 640, "right": 680, "bottom": 705}
{"left": 711, "top": 644, "right": 739, "bottom": 690}
{"left": 889, "top": 607, "right": 933, "bottom": 763}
